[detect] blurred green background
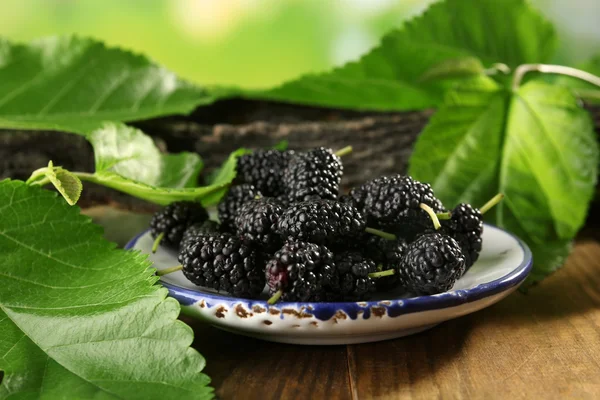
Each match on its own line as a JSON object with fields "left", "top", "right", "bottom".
{"left": 1, "top": 0, "right": 598, "bottom": 89}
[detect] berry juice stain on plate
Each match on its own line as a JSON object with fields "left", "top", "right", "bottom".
{"left": 128, "top": 147, "right": 531, "bottom": 345}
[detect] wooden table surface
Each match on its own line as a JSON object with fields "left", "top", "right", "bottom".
{"left": 88, "top": 207, "right": 600, "bottom": 400}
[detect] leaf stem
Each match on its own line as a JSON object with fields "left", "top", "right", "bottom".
{"left": 512, "top": 64, "right": 600, "bottom": 91}
{"left": 436, "top": 212, "right": 451, "bottom": 220}
{"left": 70, "top": 171, "right": 230, "bottom": 205}
{"left": 157, "top": 265, "right": 183, "bottom": 276}
{"left": 365, "top": 227, "right": 397, "bottom": 241}
{"left": 26, "top": 166, "right": 49, "bottom": 184}
{"left": 369, "top": 269, "right": 395, "bottom": 278}
{"left": 334, "top": 146, "right": 353, "bottom": 157}
{"left": 419, "top": 203, "right": 441, "bottom": 230}
{"left": 479, "top": 193, "right": 504, "bottom": 214}
{"left": 152, "top": 232, "right": 164, "bottom": 253}
{"left": 28, "top": 176, "right": 51, "bottom": 186}
{"left": 267, "top": 289, "right": 283, "bottom": 305}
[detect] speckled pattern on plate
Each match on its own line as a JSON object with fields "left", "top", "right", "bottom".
{"left": 126, "top": 224, "right": 532, "bottom": 345}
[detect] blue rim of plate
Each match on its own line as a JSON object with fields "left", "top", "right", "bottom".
{"left": 125, "top": 224, "right": 532, "bottom": 320}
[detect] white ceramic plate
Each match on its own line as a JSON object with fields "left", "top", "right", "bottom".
{"left": 126, "top": 224, "right": 532, "bottom": 345}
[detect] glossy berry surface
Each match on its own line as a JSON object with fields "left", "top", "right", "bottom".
{"left": 283, "top": 147, "right": 342, "bottom": 202}
{"left": 179, "top": 233, "right": 266, "bottom": 298}
{"left": 266, "top": 240, "right": 335, "bottom": 302}
{"left": 398, "top": 232, "right": 465, "bottom": 295}
{"left": 150, "top": 201, "right": 209, "bottom": 249}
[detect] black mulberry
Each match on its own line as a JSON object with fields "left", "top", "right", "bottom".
{"left": 397, "top": 232, "right": 465, "bottom": 295}
{"left": 276, "top": 199, "right": 366, "bottom": 246}
{"left": 266, "top": 240, "right": 336, "bottom": 302}
{"left": 364, "top": 235, "right": 408, "bottom": 291}
{"left": 235, "top": 198, "right": 284, "bottom": 252}
{"left": 179, "top": 233, "right": 266, "bottom": 298}
{"left": 283, "top": 147, "right": 343, "bottom": 202}
{"left": 236, "top": 150, "right": 293, "bottom": 197}
{"left": 180, "top": 220, "right": 220, "bottom": 251}
{"left": 217, "top": 184, "right": 262, "bottom": 233}
{"left": 360, "top": 175, "right": 446, "bottom": 239}
{"left": 329, "top": 251, "right": 377, "bottom": 301}
{"left": 441, "top": 203, "right": 483, "bottom": 271}
{"left": 150, "top": 201, "right": 209, "bottom": 250}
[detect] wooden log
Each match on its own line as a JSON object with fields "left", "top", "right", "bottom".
{"left": 1, "top": 99, "right": 598, "bottom": 210}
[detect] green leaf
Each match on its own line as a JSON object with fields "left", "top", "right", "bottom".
{"left": 409, "top": 78, "right": 598, "bottom": 284}
{"left": 88, "top": 122, "right": 203, "bottom": 188}
{"left": 254, "top": 0, "right": 556, "bottom": 111}
{"left": 46, "top": 162, "right": 83, "bottom": 206}
{"left": 25, "top": 161, "right": 83, "bottom": 205}
{"left": 0, "top": 36, "right": 217, "bottom": 130}
{"left": 0, "top": 180, "right": 213, "bottom": 399}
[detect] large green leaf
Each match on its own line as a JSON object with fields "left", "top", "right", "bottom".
{"left": 254, "top": 0, "right": 556, "bottom": 111}
{"left": 0, "top": 36, "right": 217, "bottom": 129}
{"left": 409, "top": 78, "right": 598, "bottom": 284}
{"left": 0, "top": 180, "right": 213, "bottom": 399}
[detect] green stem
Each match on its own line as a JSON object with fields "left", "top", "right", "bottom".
{"left": 369, "top": 269, "right": 395, "bottom": 278}
{"left": 152, "top": 232, "right": 165, "bottom": 253}
{"left": 157, "top": 265, "right": 183, "bottom": 276}
{"left": 71, "top": 171, "right": 230, "bottom": 205}
{"left": 29, "top": 176, "right": 51, "bottom": 186}
{"left": 512, "top": 64, "right": 600, "bottom": 91}
{"left": 436, "top": 212, "right": 451, "bottom": 220}
{"left": 267, "top": 289, "right": 283, "bottom": 305}
{"left": 419, "top": 203, "right": 441, "bottom": 230}
{"left": 334, "top": 146, "right": 353, "bottom": 157}
{"left": 365, "top": 227, "right": 396, "bottom": 241}
{"left": 26, "top": 166, "right": 50, "bottom": 185}
{"left": 479, "top": 193, "right": 504, "bottom": 215}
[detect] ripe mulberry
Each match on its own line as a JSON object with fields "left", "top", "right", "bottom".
{"left": 329, "top": 251, "right": 377, "bottom": 301}
{"left": 179, "top": 233, "right": 266, "bottom": 298}
{"left": 266, "top": 240, "right": 336, "bottom": 302}
{"left": 234, "top": 198, "right": 284, "bottom": 252}
{"left": 150, "top": 201, "right": 209, "bottom": 250}
{"left": 276, "top": 199, "right": 366, "bottom": 246}
{"left": 283, "top": 147, "right": 343, "bottom": 202}
{"left": 217, "top": 184, "right": 261, "bottom": 233}
{"left": 236, "top": 150, "right": 293, "bottom": 197}
{"left": 360, "top": 175, "right": 445, "bottom": 239}
{"left": 397, "top": 232, "right": 465, "bottom": 295}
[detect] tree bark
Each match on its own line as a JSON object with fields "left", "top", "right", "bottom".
{"left": 1, "top": 99, "right": 598, "bottom": 210}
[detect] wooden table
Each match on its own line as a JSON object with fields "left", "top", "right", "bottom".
{"left": 89, "top": 207, "right": 600, "bottom": 400}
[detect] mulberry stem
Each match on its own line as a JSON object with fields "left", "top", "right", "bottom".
{"left": 369, "top": 269, "right": 395, "bottom": 278}
{"left": 365, "top": 227, "right": 397, "bottom": 241}
{"left": 334, "top": 146, "right": 353, "bottom": 157}
{"left": 267, "top": 289, "right": 283, "bottom": 305}
{"left": 512, "top": 64, "right": 600, "bottom": 91}
{"left": 479, "top": 193, "right": 504, "bottom": 214}
{"left": 420, "top": 203, "right": 441, "bottom": 230}
{"left": 157, "top": 265, "right": 183, "bottom": 276}
{"left": 436, "top": 212, "right": 451, "bottom": 220}
{"left": 151, "top": 232, "right": 165, "bottom": 253}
